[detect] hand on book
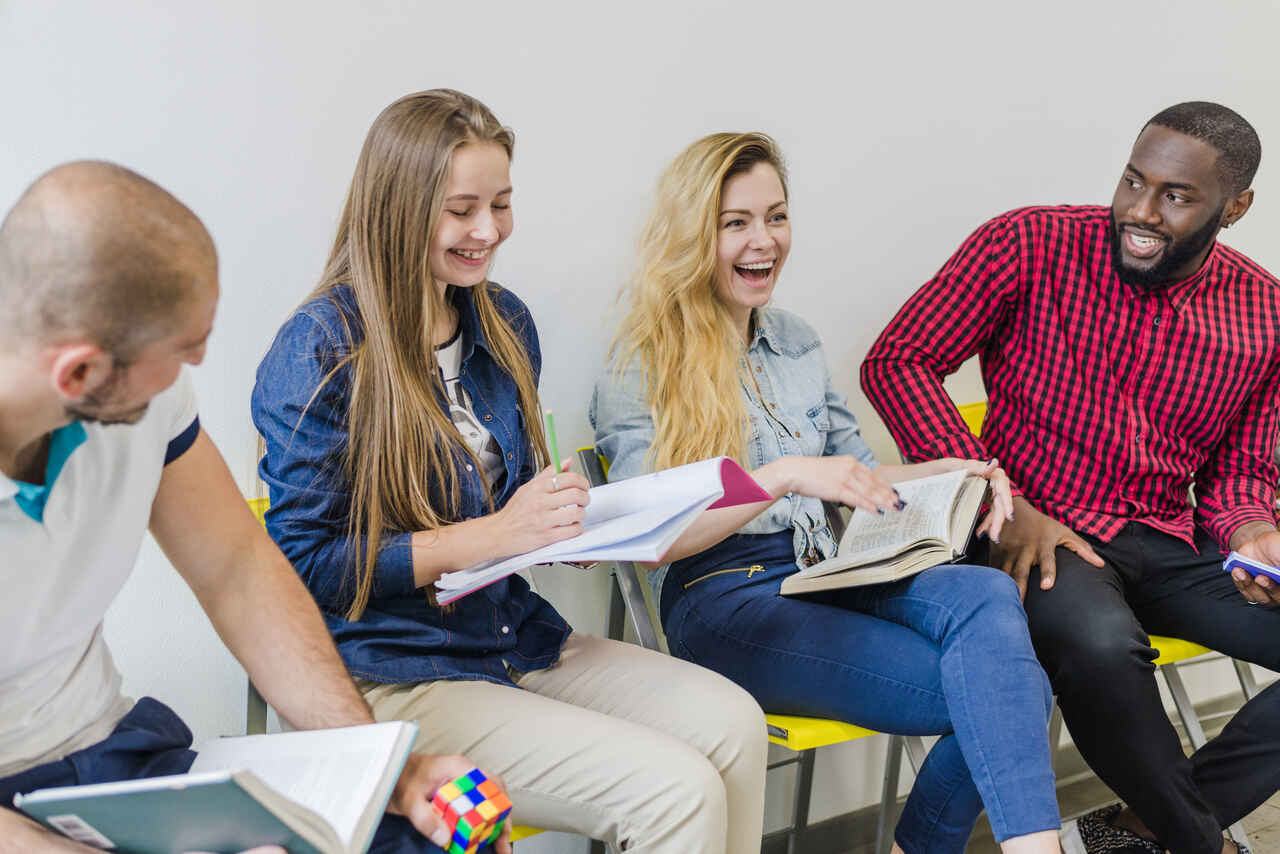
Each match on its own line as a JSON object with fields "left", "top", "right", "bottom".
{"left": 489, "top": 464, "right": 590, "bottom": 555}
{"left": 389, "top": 753, "right": 513, "bottom": 853}
{"left": 942, "top": 458, "right": 1015, "bottom": 544}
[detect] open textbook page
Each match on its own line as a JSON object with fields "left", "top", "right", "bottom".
{"left": 825, "top": 470, "right": 968, "bottom": 572}
{"left": 14, "top": 722, "right": 416, "bottom": 854}
{"left": 435, "top": 456, "right": 772, "bottom": 604}
{"left": 781, "top": 470, "right": 986, "bottom": 595}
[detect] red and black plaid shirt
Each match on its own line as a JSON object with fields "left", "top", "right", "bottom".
{"left": 862, "top": 205, "right": 1280, "bottom": 550}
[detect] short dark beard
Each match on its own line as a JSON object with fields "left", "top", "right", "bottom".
{"left": 1110, "top": 208, "right": 1223, "bottom": 290}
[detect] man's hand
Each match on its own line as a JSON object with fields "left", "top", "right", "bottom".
{"left": 1229, "top": 523, "right": 1280, "bottom": 605}
{"left": 990, "top": 496, "right": 1104, "bottom": 598}
{"left": 387, "top": 753, "right": 513, "bottom": 854}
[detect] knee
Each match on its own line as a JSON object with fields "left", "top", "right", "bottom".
{"left": 948, "top": 567, "right": 1028, "bottom": 635}
{"left": 1031, "top": 607, "right": 1148, "bottom": 679}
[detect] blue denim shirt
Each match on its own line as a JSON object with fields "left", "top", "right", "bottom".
{"left": 590, "top": 306, "right": 878, "bottom": 599}
{"left": 252, "top": 283, "right": 571, "bottom": 686}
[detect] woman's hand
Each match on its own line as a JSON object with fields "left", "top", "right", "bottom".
{"left": 937, "top": 457, "right": 1014, "bottom": 543}
{"left": 489, "top": 461, "right": 590, "bottom": 555}
{"left": 769, "top": 455, "right": 903, "bottom": 516}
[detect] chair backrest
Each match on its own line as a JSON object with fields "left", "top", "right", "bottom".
{"left": 576, "top": 448, "right": 666, "bottom": 652}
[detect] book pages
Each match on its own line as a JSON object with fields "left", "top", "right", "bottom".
{"left": 191, "top": 722, "right": 406, "bottom": 847}
{"left": 832, "top": 469, "right": 967, "bottom": 566}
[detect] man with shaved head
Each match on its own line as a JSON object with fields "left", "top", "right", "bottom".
{"left": 0, "top": 162, "right": 511, "bottom": 854}
{"left": 864, "top": 103, "right": 1279, "bottom": 853}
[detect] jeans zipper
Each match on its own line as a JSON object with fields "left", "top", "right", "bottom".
{"left": 683, "top": 564, "right": 765, "bottom": 589}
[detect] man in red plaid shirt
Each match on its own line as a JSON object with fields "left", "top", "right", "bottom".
{"left": 863, "top": 102, "right": 1279, "bottom": 854}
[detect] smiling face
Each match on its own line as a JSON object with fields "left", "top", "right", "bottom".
{"left": 1110, "top": 124, "right": 1234, "bottom": 287}
{"left": 429, "top": 141, "right": 513, "bottom": 291}
{"left": 714, "top": 162, "right": 791, "bottom": 338}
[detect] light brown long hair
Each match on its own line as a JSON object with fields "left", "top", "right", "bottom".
{"left": 612, "top": 133, "right": 789, "bottom": 471}
{"left": 309, "top": 89, "right": 547, "bottom": 621}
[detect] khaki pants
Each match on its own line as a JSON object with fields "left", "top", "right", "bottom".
{"left": 359, "top": 633, "right": 767, "bottom": 854}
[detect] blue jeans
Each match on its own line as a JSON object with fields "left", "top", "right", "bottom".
{"left": 662, "top": 534, "right": 1058, "bottom": 853}
{"left": 0, "top": 697, "right": 446, "bottom": 854}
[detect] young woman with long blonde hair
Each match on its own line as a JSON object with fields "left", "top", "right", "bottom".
{"left": 252, "top": 91, "right": 767, "bottom": 854}
{"left": 591, "top": 133, "right": 1064, "bottom": 854}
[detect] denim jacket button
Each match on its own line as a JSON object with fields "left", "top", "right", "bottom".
{"left": 506, "top": 452, "right": 513, "bottom": 460}
{"left": 484, "top": 414, "right": 493, "bottom": 422}
{"left": 501, "top": 625, "right": 510, "bottom": 634}
{"left": 465, "top": 464, "right": 474, "bottom": 472}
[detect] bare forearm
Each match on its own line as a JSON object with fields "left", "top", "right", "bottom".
{"left": 0, "top": 810, "right": 96, "bottom": 853}
{"left": 200, "top": 537, "right": 373, "bottom": 731}
{"left": 410, "top": 515, "right": 507, "bottom": 588}
{"left": 657, "top": 460, "right": 790, "bottom": 565}
{"left": 875, "top": 460, "right": 955, "bottom": 483}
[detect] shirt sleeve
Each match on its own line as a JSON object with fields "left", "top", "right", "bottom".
{"left": 590, "top": 355, "right": 657, "bottom": 484}
{"left": 821, "top": 363, "right": 878, "bottom": 468}
{"left": 251, "top": 311, "right": 416, "bottom": 612}
{"left": 161, "top": 368, "right": 201, "bottom": 465}
{"left": 860, "top": 213, "right": 1023, "bottom": 466}
{"left": 1195, "top": 356, "right": 1280, "bottom": 549}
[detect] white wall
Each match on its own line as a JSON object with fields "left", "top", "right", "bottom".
{"left": 4, "top": 0, "right": 1280, "bottom": 847}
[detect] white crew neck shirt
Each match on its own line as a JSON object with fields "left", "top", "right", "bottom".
{"left": 436, "top": 330, "right": 505, "bottom": 488}
{"left": 0, "top": 371, "right": 199, "bottom": 776}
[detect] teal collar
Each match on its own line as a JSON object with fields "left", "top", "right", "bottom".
{"left": 10, "top": 421, "right": 87, "bottom": 523}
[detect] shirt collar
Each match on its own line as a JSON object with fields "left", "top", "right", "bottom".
{"left": 749, "top": 308, "right": 783, "bottom": 354}
{"left": 451, "top": 285, "right": 488, "bottom": 363}
{"left": 1, "top": 421, "right": 88, "bottom": 522}
{"left": 1117, "top": 239, "right": 1219, "bottom": 314}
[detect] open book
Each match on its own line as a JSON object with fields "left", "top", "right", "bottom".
{"left": 780, "top": 469, "right": 988, "bottom": 596}
{"left": 436, "top": 456, "right": 772, "bottom": 604}
{"left": 14, "top": 721, "right": 416, "bottom": 854}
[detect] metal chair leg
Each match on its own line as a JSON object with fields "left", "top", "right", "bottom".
{"left": 246, "top": 680, "right": 268, "bottom": 735}
{"left": 876, "top": 736, "right": 904, "bottom": 854}
{"left": 1048, "top": 702, "right": 1064, "bottom": 774}
{"left": 787, "top": 748, "right": 816, "bottom": 854}
{"left": 1233, "top": 658, "right": 1260, "bottom": 700}
{"left": 605, "top": 569, "right": 626, "bottom": 641}
{"left": 902, "top": 736, "right": 927, "bottom": 773}
{"left": 1162, "top": 663, "right": 1253, "bottom": 848}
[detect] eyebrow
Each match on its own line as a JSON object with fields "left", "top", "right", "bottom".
{"left": 446, "top": 187, "right": 513, "bottom": 202}
{"left": 1125, "top": 164, "right": 1198, "bottom": 193}
{"left": 720, "top": 200, "right": 787, "bottom": 217}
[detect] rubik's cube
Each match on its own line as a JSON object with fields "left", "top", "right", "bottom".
{"left": 431, "top": 767, "right": 512, "bottom": 854}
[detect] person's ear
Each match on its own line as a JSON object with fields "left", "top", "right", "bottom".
{"left": 49, "top": 344, "right": 115, "bottom": 402}
{"left": 1222, "top": 188, "right": 1254, "bottom": 229}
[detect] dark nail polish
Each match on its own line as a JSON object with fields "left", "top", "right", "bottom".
{"left": 877, "top": 506, "right": 886, "bottom": 515}
{"left": 894, "top": 500, "right": 907, "bottom": 511}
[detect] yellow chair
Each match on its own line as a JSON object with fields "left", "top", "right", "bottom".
{"left": 579, "top": 448, "right": 923, "bottom": 854}
{"left": 246, "top": 497, "right": 548, "bottom": 846}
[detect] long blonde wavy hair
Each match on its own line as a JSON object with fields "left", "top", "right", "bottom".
{"left": 612, "top": 133, "right": 788, "bottom": 471}
{"left": 308, "top": 89, "right": 548, "bottom": 621}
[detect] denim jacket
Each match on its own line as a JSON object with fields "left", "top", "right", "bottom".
{"left": 252, "top": 283, "right": 571, "bottom": 686}
{"left": 590, "top": 306, "right": 877, "bottom": 598}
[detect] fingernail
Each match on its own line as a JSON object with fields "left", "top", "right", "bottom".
{"left": 877, "top": 506, "right": 886, "bottom": 515}
{"left": 894, "top": 499, "right": 907, "bottom": 511}
{"left": 992, "top": 535, "right": 1000, "bottom": 544}
{"left": 893, "top": 488, "right": 902, "bottom": 498}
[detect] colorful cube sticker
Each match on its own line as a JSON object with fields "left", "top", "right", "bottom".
{"left": 433, "top": 767, "right": 512, "bottom": 853}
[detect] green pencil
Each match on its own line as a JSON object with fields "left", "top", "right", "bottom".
{"left": 545, "top": 409, "right": 562, "bottom": 472}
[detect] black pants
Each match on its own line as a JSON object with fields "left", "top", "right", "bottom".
{"left": 988, "top": 523, "right": 1280, "bottom": 854}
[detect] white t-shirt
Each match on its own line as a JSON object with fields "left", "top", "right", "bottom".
{"left": 0, "top": 370, "right": 199, "bottom": 776}
{"left": 436, "top": 332, "right": 505, "bottom": 488}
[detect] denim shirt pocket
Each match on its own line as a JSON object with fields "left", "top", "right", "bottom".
{"left": 798, "top": 402, "right": 831, "bottom": 457}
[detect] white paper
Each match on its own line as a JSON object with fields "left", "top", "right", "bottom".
{"left": 435, "top": 458, "right": 733, "bottom": 596}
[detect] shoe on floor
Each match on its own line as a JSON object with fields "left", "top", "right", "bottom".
{"left": 1075, "top": 804, "right": 1164, "bottom": 853}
